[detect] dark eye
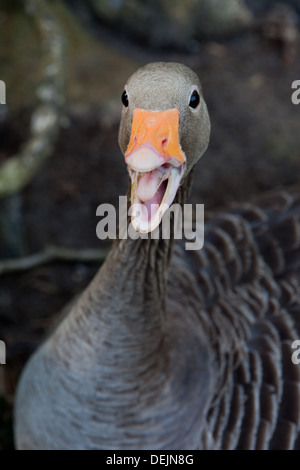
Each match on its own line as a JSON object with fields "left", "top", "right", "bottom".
{"left": 189, "top": 90, "right": 200, "bottom": 109}
{"left": 122, "top": 90, "right": 129, "bottom": 107}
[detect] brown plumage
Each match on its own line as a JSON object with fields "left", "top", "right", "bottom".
{"left": 14, "top": 63, "right": 300, "bottom": 449}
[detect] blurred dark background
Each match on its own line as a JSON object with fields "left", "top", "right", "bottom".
{"left": 0, "top": 0, "right": 299, "bottom": 449}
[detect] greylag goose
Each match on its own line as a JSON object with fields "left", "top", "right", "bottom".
{"left": 14, "top": 62, "right": 300, "bottom": 450}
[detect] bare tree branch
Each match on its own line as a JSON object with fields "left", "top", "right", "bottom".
{"left": 0, "top": 0, "right": 65, "bottom": 197}
{"left": 0, "top": 246, "right": 108, "bottom": 275}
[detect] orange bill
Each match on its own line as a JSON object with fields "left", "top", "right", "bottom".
{"left": 125, "top": 108, "right": 185, "bottom": 168}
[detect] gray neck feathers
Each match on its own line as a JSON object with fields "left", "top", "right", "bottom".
{"left": 74, "top": 169, "right": 195, "bottom": 359}
{"left": 15, "top": 169, "right": 211, "bottom": 450}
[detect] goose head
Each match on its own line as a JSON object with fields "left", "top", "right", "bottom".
{"left": 118, "top": 62, "right": 211, "bottom": 233}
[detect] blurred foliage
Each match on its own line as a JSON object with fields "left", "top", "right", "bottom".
{"left": 0, "top": 0, "right": 40, "bottom": 111}
{"left": 69, "top": 0, "right": 253, "bottom": 48}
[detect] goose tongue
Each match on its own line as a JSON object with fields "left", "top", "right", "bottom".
{"left": 136, "top": 168, "right": 168, "bottom": 202}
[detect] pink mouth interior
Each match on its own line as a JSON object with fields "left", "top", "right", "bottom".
{"left": 142, "top": 179, "right": 168, "bottom": 221}
{"left": 135, "top": 166, "right": 170, "bottom": 222}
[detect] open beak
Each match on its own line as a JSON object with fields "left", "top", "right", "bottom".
{"left": 125, "top": 108, "right": 185, "bottom": 233}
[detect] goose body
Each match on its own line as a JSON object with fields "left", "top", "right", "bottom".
{"left": 14, "top": 63, "right": 300, "bottom": 450}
